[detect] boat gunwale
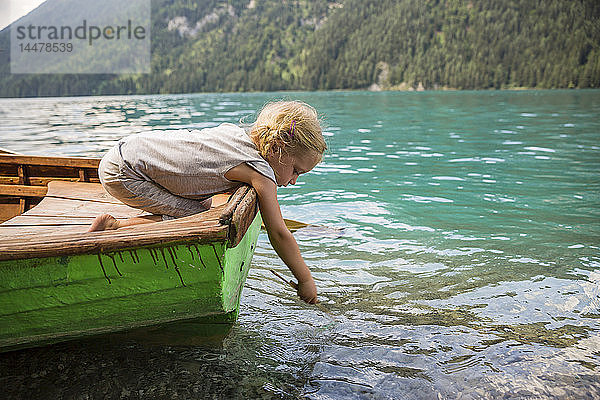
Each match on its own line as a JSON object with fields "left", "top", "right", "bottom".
{"left": 0, "top": 154, "right": 101, "bottom": 168}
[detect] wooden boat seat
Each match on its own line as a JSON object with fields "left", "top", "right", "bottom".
{"left": 0, "top": 181, "right": 254, "bottom": 261}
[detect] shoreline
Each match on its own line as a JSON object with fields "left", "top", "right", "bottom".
{"left": 0, "top": 87, "right": 598, "bottom": 100}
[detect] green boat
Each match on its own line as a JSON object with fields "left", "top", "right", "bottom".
{"left": 0, "top": 151, "right": 261, "bottom": 352}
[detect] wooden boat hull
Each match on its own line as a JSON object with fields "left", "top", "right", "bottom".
{"left": 0, "top": 213, "right": 260, "bottom": 352}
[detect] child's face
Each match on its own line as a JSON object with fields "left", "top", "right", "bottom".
{"left": 268, "top": 149, "right": 321, "bottom": 187}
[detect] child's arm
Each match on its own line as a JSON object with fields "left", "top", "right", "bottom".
{"left": 254, "top": 178, "right": 318, "bottom": 304}
{"left": 225, "top": 164, "right": 318, "bottom": 304}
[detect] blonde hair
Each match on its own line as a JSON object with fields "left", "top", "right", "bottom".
{"left": 249, "top": 100, "right": 327, "bottom": 159}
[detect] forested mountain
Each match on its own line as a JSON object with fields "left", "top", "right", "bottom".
{"left": 0, "top": 0, "right": 598, "bottom": 97}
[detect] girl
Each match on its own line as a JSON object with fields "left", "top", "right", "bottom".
{"left": 88, "top": 100, "right": 327, "bottom": 304}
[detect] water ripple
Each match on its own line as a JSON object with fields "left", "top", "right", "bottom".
{"left": 1, "top": 91, "right": 599, "bottom": 399}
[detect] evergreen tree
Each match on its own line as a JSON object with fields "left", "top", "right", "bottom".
{"left": 0, "top": 0, "right": 598, "bottom": 97}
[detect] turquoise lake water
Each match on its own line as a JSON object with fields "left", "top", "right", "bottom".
{"left": 0, "top": 90, "right": 599, "bottom": 399}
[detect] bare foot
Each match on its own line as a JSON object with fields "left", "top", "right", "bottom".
{"left": 88, "top": 214, "right": 120, "bottom": 232}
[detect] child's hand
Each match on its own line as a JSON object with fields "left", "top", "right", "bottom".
{"left": 297, "top": 279, "right": 318, "bottom": 304}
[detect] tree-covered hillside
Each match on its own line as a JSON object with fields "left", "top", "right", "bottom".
{"left": 0, "top": 0, "right": 598, "bottom": 97}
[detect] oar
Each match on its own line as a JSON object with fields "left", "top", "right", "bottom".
{"left": 263, "top": 219, "right": 344, "bottom": 238}
{"left": 283, "top": 218, "right": 310, "bottom": 232}
{"left": 0, "top": 147, "right": 22, "bottom": 155}
{"left": 261, "top": 218, "right": 309, "bottom": 232}
{"left": 269, "top": 269, "right": 334, "bottom": 318}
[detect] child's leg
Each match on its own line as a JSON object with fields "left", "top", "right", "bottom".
{"left": 90, "top": 176, "right": 212, "bottom": 232}
{"left": 93, "top": 148, "right": 212, "bottom": 232}
{"left": 88, "top": 214, "right": 162, "bottom": 232}
{"left": 108, "top": 177, "right": 213, "bottom": 219}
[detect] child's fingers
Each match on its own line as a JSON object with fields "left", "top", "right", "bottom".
{"left": 300, "top": 293, "right": 318, "bottom": 304}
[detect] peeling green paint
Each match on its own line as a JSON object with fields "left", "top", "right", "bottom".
{"left": 0, "top": 213, "right": 262, "bottom": 352}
